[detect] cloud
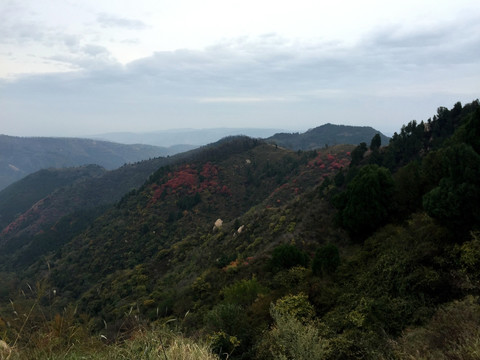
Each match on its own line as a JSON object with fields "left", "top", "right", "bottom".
{"left": 197, "top": 96, "right": 293, "bottom": 103}
{"left": 97, "top": 13, "right": 148, "bottom": 30}
{"left": 1, "top": 15, "right": 479, "bottom": 136}
{"left": 120, "top": 38, "right": 140, "bottom": 44}
{"left": 362, "top": 15, "right": 480, "bottom": 67}
{"left": 82, "top": 44, "right": 110, "bottom": 56}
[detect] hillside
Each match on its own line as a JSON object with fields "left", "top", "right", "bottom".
{"left": 0, "top": 164, "right": 106, "bottom": 230}
{"left": 267, "top": 123, "right": 390, "bottom": 150}
{"left": 0, "top": 135, "right": 176, "bottom": 191}
{"left": 0, "top": 156, "right": 175, "bottom": 270}
{"left": 0, "top": 100, "right": 479, "bottom": 359}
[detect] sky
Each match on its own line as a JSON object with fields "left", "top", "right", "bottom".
{"left": 1, "top": 0, "right": 479, "bottom": 138}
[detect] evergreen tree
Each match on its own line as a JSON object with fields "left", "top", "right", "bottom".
{"left": 335, "top": 165, "right": 395, "bottom": 240}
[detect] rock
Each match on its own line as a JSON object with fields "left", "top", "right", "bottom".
{"left": 214, "top": 218, "right": 223, "bottom": 229}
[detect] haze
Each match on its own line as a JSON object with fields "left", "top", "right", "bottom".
{"left": 1, "top": 0, "right": 479, "bottom": 138}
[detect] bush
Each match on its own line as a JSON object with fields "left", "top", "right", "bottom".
{"left": 312, "top": 244, "right": 340, "bottom": 276}
{"left": 204, "top": 303, "right": 248, "bottom": 338}
{"left": 268, "top": 244, "right": 309, "bottom": 272}
{"left": 394, "top": 296, "right": 480, "bottom": 360}
{"left": 258, "top": 307, "right": 328, "bottom": 360}
{"left": 222, "top": 277, "right": 266, "bottom": 307}
{"left": 208, "top": 331, "right": 240, "bottom": 359}
{"left": 273, "top": 293, "right": 315, "bottom": 322}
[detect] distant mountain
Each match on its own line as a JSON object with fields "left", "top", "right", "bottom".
{"left": 2, "top": 101, "right": 480, "bottom": 359}
{"left": 0, "top": 157, "right": 173, "bottom": 247}
{"left": 266, "top": 123, "right": 390, "bottom": 150}
{"left": 0, "top": 135, "right": 178, "bottom": 191}
{"left": 0, "top": 164, "right": 106, "bottom": 230}
{"left": 89, "top": 128, "right": 285, "bottom": 147}
{"left": 0, "top": 140, "right": 234, "bottom": 262}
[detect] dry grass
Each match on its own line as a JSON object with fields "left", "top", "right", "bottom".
{"left": 4, "top": 328, "right": 219, "bottom": 360}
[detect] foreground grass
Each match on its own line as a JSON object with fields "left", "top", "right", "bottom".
{"left": 3, "top": 328, "right": 219, "bottom": 360}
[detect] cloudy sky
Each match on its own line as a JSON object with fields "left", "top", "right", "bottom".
{"left": 1, "top": 0, "right": 479, "bottom": 137}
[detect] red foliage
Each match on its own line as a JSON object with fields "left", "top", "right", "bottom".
{"left": 149, "top": 162, "right": 234, "bottom": 205}
{"left": 220, "top": 185, "right": 232, "bottom": 196}
{"left": 164, "top": 168, "right": 198, "bottom": 191}
{"left": 200, "top": 162, "right": 219, "bottom": 178}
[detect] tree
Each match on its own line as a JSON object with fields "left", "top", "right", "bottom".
{"left": 393, "top": 161, "right": 424, "bottom": 217}
{"left": 268, "top": 244, "right": 309, "bottom": 272}
{"left": 335, "top": 165, "right": 395, "bottom": 240}
{"left": 350, "top": 142, "right": 368, "bottom": 168}
{"left": 370, "top": 133, "right": 381, "bottom": 151}
{"left": 312, "top": 244, "right": 340, "bottom": 276}
{"left": 423, "top": 144, "right": 480, "bottom": 232}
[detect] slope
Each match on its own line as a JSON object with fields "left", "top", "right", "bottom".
{"left": 267, "top": 123, "right": 390, "bottom": 150}
{"left": 0, "top": 135, "right": 173, "bottom": 190}
{"left": 43, "top": 138, "right": 352, "bottom": 312}
{"left": 0, "top": 164, "right": 106, "bottom": 230}
{"left": 2, "top": 100, "right": 480, "bottom": 360}
{"left": 0, "top": 157, "right": 171, "bottom": 271}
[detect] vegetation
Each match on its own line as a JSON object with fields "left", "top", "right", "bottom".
{"left": 0, "top": 100, "right": 479, "bottom": 359}
{"left": 0, "top": 135, "right": 176, "bottom": 191}
{"left": 267, "top": 123, "right": 390, "bottom": 150}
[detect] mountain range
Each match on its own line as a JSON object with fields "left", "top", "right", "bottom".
{"left": 2, "top": 102, "right": 478, "bottom": 359}
{"left": 0, "top": 135, "right": 189, "bottom": 191}
{"left": 88, "top": 128, "right": 286, "bottom": 147}
{"left": 0, "top": 124, "right": 388, "bottom": 191}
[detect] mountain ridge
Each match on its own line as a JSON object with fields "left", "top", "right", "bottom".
{"left": 266, "top": 123, "right": 390, "bottom": 150}
{"left": 1, "top": 100, "right": 480, "bottom": 359}
{"left": 0, "top": 124, "right": 387, "bottom": 191}
{"left": 0, "top": 134, "right": 181, "bottom": 191}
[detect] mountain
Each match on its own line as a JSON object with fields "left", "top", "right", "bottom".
{"left": 42, "top": 138, "right": 354, "bottom": 313}
{"left": 0, "top": 138, "right": 281, "bottom": 269}
{"left": 89, "top": 128, "right": 285, "bottom": 147}
{"left": 1, "top": 100, "right": 480, "bottom": 359}
{"left": 0, "top": 164, "right": 106, "bottom": 231}
{"left": 0, "top": 156, "right": 174, "bottom": 257}
{"left": 266, "top": 123, "right": 390, "bottom": 150}
{"left": 0, "top": 135, "right": 179, "bottom": 191}
{"left": 0, "top": 125, "right": 381, "bottom": 192}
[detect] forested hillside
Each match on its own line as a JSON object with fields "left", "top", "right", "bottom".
{"left": 0, "top": 100, "right": 479, "bottom": 359}
{"left": 0, "top": 135, "right": 174, "bottom": 191}
{"left": 0, "top": 165, "right": 106, "bottom": 230}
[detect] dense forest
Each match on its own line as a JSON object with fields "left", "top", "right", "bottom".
{"left": 0, "top": 100, "right": 479, "bottom": 359}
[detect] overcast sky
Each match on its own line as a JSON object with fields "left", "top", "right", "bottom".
{"left": 1, "top": 0, "right": 479, "bottom": 137}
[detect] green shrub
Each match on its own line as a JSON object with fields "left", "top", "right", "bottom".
{"left": 312, "top": 244, "right": 340, "bottom": 276}
{"left": 268, "top": 244, "right": 309, "bottom": 272}
{"left": 273, "top": 293, "right": 315, "bottom": 322}
{"left": 460, "top": 232, "right": 480, "bottom": 283}
{"left": 208, "top": 330, "right": 240, "bottom": 359}
{"left": 222, "top": 276, "right": 266, "bottom": 307}
{"left": 258, "top": 307, "right": 328, "bottom": 360}
{"left": 204, "top": 303, "right": 248, "bottom": 337}
{"left": 394, "top": 296, "right": 480, "bottom": 360}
